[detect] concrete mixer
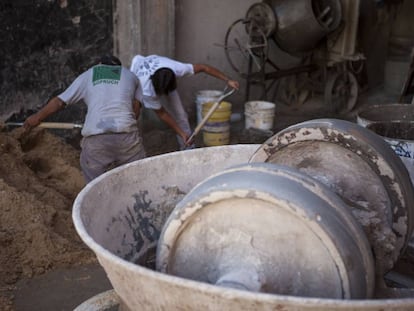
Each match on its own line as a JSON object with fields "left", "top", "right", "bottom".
{"left": 73, "top": 119, "right": 414, "bottom": 310}
{"left": 224, "top": 0, "right": 362, "bottom": 112}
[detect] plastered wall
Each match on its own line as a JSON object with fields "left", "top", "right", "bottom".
{"left": 174, "top": 0, "right": 257, "bottom": 120}
{"left": 113, "top": 0, "right": 256, "bottom": 122}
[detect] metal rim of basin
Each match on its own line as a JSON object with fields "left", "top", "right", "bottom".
{"left": 156, "top": 162, "right": 375, "bottom": 299}
{"left": 357, "top": 104, "right": 414, "bottom": 128}
{"left": 366, "top": 121, "right": 414, "bottom": 142}
{"left": 249, "top": 118, "right": 414, "bottom": 275}
{"left": 73, "top": 290, "right": 120, "bottom": 311}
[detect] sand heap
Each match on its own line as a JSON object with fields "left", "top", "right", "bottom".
{"left": 0, "top": 127, "right": 96, "bottom": 290}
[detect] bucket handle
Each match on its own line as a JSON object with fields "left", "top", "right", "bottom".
{"left": 187, "top": 87, "right": 236, "bottom": 145}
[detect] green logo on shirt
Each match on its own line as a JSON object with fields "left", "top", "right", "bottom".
{"left": 93, "top": 65, "right": 121, "bottom": 86}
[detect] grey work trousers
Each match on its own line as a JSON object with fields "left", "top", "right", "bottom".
{"left": 80, "top": 130, "right": 146, "bottom": 183}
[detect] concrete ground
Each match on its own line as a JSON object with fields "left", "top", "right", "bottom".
{"left": 12, "top": 264, "right": 112, "bottom": 311}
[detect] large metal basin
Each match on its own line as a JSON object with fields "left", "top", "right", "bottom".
{"left": 73, "top": 145, "right": 414, "bottom": 310}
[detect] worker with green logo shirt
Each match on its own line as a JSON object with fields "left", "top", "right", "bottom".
{"left": 23, "top": 54, "right": 146, "bottom": 183}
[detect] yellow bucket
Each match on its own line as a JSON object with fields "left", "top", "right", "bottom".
{"left": 202, "top": 101, "right": 232, "bottom": 146}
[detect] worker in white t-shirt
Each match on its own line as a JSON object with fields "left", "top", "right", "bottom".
{"left": 23, "top": 54, "right": 146, "bottom": 183}
{"left": 130, "top": 54, "right": 239, "bottom": 149}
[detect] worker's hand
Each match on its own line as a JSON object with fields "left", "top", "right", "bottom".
{"left": 183, "top": 134, "right": 192, "bottom": 146}
{"left": 227, "top": 79, "right": 239, "bottom": 90}
{"left": 23, "top": 114, "right": 41, "bottom": 131}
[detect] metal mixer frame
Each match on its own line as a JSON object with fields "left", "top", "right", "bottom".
{"left": 223, "top": 0, "right": 363, "bottom": 113}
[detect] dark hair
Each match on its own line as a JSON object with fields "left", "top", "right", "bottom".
{"left": 99, "top": 54, "right": 122, "bottom": 66}
{"left": 150, "top": 68, "right": 177, "bottom": 95}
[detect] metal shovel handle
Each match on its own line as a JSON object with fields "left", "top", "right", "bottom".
{"left": 187, "top": 88, "right": 236, "bottom": 144}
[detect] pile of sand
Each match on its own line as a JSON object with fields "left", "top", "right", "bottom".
{"left": 0, "top": 127, "right": 96, "bottom": 304}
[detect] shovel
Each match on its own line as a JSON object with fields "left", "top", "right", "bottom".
{"left": 186, "top": 87, "right": 236, "bottom": 144}
{"left": 5, "top": 122, "right": 83, "bottom": 129}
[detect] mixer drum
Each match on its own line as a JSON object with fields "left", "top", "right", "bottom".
{"left": 263, "top": 0, "right": 342, "bottom": 54}
{"left": 157, "top": 163, "right": 375, "bottom": 299}
{"left": 250, "top": 119, "right": 414, "bottom": 276}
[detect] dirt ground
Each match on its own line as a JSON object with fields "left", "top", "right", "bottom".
{"left": 0, "top": 118, "right": 187, "bottom": 310}
{"left": 0, "top": 126, "right": 97, "bottom": 309}
{"left": 1, "top": 91, "right": 413, "bottom": 310}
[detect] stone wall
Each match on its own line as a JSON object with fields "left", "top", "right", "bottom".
{"left": 0, "top": 0, "right": 113, "bottom": 121}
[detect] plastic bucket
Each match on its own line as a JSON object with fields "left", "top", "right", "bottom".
{"left": 245, "top": 101, "right": 276, "bottom": 131}
{"left": 367, "top": 121, "right": 414, "bottom": 186}
{"left": 356, "top": 104, "right": 414, "bottom": 185}
{"left": 195, "top": 90, "right": 224, "bottom": 125}
{"left": 202, "top": 101, "right": 232, "bottom": 146}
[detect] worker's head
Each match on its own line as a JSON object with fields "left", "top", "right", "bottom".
{"left": 99, "top": 54, "right": 122, "bottom": 66}
{"left": 150, "top": 68, "right": 177, "bottom": 95}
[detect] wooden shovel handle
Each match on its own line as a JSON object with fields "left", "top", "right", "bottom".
{"left": 187, "top": 88, "right": 236, "bottom": 143}
{"left": 5, "top": 122, "right": 83, "bottom": 129}
{"left": 37, "top": 122, "right": 83, "bottom": 129}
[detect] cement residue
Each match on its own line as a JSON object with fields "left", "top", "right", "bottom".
{"left": 120, "top": 185, "right": 186, "bottom": 268}
{"left": 352, "top": 209, "right": 397, "bottom": 275}
{"left": 155, "top": 186, "right": 187, "bottom": 230}
{"left": 253, "top": 127, "right": 409, "bottom": 276}
{"left": 0, "top": 127, "right": 96, "bottom": 308}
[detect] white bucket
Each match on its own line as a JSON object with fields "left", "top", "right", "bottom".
{"left": 366, "top": 121, "right": 414, "bottom": 186}
{"left": 195, "top": 90, "right": 223, "bottom": 124}
{"left": 356, "top": 104, "right": 414, "bottom": 186}
{"left": 245, "top": 101, "right": 276, "bottom": 131}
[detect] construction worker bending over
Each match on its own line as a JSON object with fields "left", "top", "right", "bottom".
{"left": 130, "top": 54, "right": 239, "bottom": 149}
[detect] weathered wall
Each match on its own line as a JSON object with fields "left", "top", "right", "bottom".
{"left": 173, "top": 1, "right": 414, "bottom": 114}
{"left": 360, "top": 1, "right": 414, "bottom": 96}
{"left": 389, "top": 0, "right": 414, "bottom": 55}
{"left": 0, "top": 0, "right": 112, "bottom": 121}
{"left": 113, "top": 0, "right": 175, "bottom": 66}
{"left": 172, "top": 1, "right": 413, "bottom": 118}
{"left": 112, "top": 0, "right": 254, "bottom": 121}
{"left": 175, "top": 0, "right": 256, "bottom": 119}
{"left": 3, "top": 1, "right": 414, "bottom": 122}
